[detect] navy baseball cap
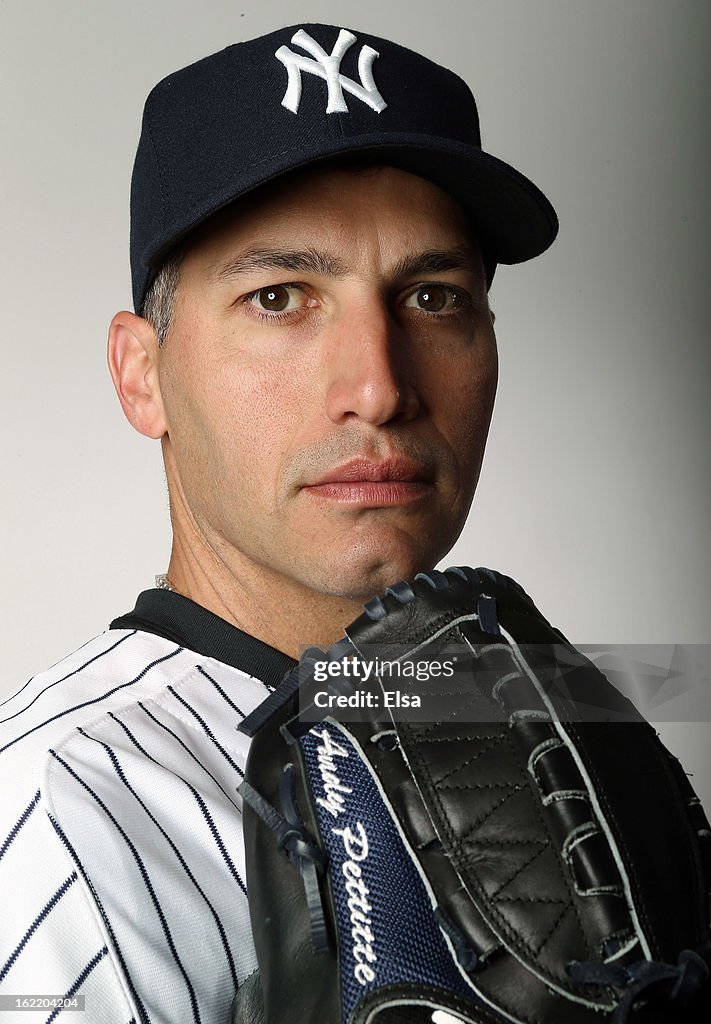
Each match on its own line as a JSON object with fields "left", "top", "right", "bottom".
{"left": 130, "top": 23, "right": 558, "bottom": 312}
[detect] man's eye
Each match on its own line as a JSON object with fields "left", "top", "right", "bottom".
{"left": 403, "top": 285, "right": 462, "bottom": 313}
{"left": 246, "top": 284, "right": 305, "bottom": 313}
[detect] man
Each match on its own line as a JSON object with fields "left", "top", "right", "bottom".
{"left": 0, "top": 24, "right": 557, "bottom": 1023}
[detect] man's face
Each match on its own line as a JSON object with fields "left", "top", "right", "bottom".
{"left": 157, "top": 165, "right": 498, "bottom": 600}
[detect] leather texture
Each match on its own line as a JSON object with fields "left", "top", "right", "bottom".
{"left": 231, "top": 971, "right": 265, "bottom": 1024}
{"left": 235, "top": 567, "right": 711, "bottom": 1023}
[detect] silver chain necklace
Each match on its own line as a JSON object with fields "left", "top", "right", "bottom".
{"left": 154, "top": 573, "right": 176, "bottom": 592}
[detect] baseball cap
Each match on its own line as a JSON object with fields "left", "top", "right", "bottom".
{"left": 130, "top": 23, "right": 558, "bottom": 312}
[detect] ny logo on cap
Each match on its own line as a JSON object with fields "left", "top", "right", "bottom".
{"left": 275, "top": 29, "right": 387, "bottom": 115}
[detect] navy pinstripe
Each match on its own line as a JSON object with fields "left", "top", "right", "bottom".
{"left": 0, "top": 790, "right": 40, "bottom": 862}
{"left": 125, "top": 707, "right": 249, "bottom": 893}
{"left": 0, "top": 873, "right": 78, "bottom": 982}
{"left": 48, "top": 813, "right": 150, "bottom": 1024}
{"left": 191, "top": 788, "right": 248, "bottom": 896}
{"left": 167, "top": 685, "right": 244, "bottom": 776}
{"left": 49, "top": 750, "right": 202, "bottom": 1024}
{"left": 0, "top": 646, "right": 183, "bottom": 757}
{"left": 136, "top": 701, "right": 240, "bottom": 809}
{"left": 1, "top": 594, "right": 290, "bottom": 1020}
{"left": 196, "top": 664, "right": 247, "bottom": 717}
{"left": 79, "top": 723, "right": 239, "bottom": 989}
{"left": 0, "top": 633, "right": 137, "bottom": 725}
{"left": 44, "top": 947, "right": 109, "bottom": 1024}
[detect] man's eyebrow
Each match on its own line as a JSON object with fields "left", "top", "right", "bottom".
{"left": 391, "top": 247, "right": 484, "bottom": 280}
{"left": 212, "top": 245, "right": 483, "bottom": 283}
{"left": 214, "top": 247, "right": 349, "bottom": 281}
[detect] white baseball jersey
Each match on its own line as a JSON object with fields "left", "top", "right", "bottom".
{"left": 0, "top": 590, "right": 295, "bottom": 1023}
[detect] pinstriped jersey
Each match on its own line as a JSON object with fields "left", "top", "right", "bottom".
{"left": 0, "top": 591, "right": 295, "bottom": 1024}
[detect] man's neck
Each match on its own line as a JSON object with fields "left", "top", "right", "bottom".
{"left": 166, "top": 534, "right": 365, "bottom": 659}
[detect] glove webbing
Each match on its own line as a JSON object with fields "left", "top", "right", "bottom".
{"left": 239, "top": 766, "right": 330, "bottom": 953}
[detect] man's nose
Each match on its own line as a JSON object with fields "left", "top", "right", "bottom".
{"left": 323, "top": 300, "right": 420, "bottom": 426}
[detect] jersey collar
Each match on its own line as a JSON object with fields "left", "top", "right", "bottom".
{"left": 110, "top": 588, "right": 296, "bottom": 688}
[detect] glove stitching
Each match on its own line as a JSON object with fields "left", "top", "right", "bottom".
{"left": 459, "top": 837, "right": 548, "bottom": 848}
{"left": 401, "top": 686, "right": 502, "bottom": 725}
{"left": 500, "top": 730, "right": 598, "bottom": 992}
{"left": 434, "top": 735, "right": 508, "bottom": 786}
{"left": 489, "top": 841, "right": 552, "bottom": 900}
{"left": 532, "top": 902, "right": 574, "bottom": 958}
{"left": 449, "top": 783, "right": 525, "bottom": 845}
{"left": 496, "top": 896, "right": 568, "bottom": 904}
{"left": 403, "top": 684, "right": 501, "bottom": 699}
{"left": 415, "top": 731, "right": 503, "bottom": 743}
{"left": 381, "top": 724, "right": 549, "bottom": 1014}
{"left": 436, "top": 727, "right": 590, "bottom": 979}
{"left": 497, "top": 682, "right": 599, "bottom": 985}
{"left": 439, "top": 781, "right": 526, "bottom": 792}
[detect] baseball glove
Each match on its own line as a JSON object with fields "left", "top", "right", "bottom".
{"left": 232, "top": 567, "right": 711, "bottom": 1023}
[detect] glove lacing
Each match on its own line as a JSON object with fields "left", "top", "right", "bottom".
{"left": 239, "top": 765, "right": 330, "bottom": 953}
{"left": 568, "top": 947, "right": 709, "bottom": 1022}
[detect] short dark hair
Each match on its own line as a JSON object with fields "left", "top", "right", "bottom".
{"left": 141, "top": 249, "right": 185, "bottom": 347}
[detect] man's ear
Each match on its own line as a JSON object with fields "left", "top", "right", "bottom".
{"left": 107, "top": 311, "right": 167, "bottom": 439}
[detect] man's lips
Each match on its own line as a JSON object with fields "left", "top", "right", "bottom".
{"left": 309, "top": 458, "right": 431, "bottom": 485}
{"left": 302, "top": 459, "right": 434, "bottom": 505}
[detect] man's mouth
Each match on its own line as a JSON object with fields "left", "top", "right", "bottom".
{"left": 303, "top": 458, "right": 434, "bottom": 506}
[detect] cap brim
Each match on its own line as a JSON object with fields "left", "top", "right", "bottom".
{"left": 144, "top": 132, "right": 558, "bottom": 279}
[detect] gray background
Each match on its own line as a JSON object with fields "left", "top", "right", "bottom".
{"left": 2, "top": 2, "right": 709, "bottom": 807}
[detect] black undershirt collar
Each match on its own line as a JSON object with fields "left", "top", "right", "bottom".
{"left": 110, "top": 589, "right": 296, "bottom": 689}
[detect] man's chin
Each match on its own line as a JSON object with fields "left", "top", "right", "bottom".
{"left": 305, "top": 545, "right": 442, "bottom": 604}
